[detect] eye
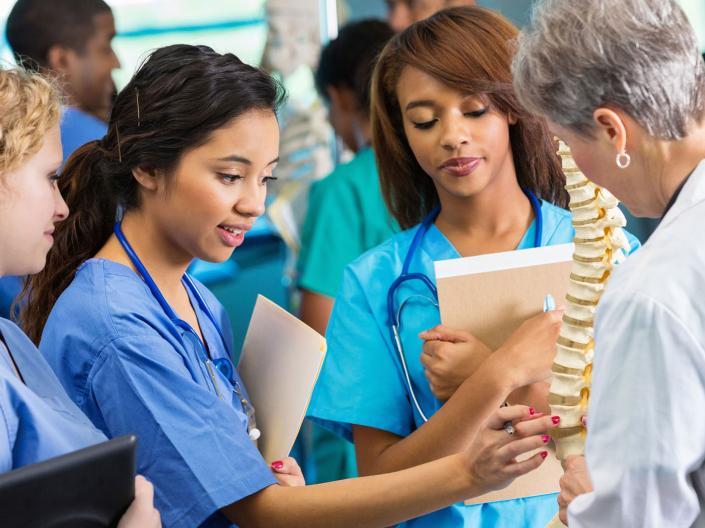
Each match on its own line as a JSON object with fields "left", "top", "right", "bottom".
{"left": 261, "top": 175, "right": 278, "bottom": 186}
{"left": 464, "top": 107, "right": 488, "bottom": 118}
{"left": 412, "top": 119, "right": 437, "bottom": 130}
{"left": 217, "top": 173, "right": 242, "bottom": 184}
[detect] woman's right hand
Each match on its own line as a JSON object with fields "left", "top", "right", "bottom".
{"left": 463, "top": 405, "right": 559, "bottom": 494}
{"left": 117, "top": 475, "right": 161, "bottom": 528}
{"left": 495, "top": 309, "right": 564, "bottom": 389}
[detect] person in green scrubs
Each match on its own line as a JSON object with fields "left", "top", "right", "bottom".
{"left": 298, "top": 19, "right": 397, "bottom": 335}
{"left": 296, "top": 19, "right": 397, "bottom": 484}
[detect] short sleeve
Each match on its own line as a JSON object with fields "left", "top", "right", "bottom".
{"left": 90, "top": 334, "right": 275, "bottom": 528}
{"left": 298, "top": 176, "right": 365, "bottom": 298}
{"left": 307, "top": 265, "right": 414, "bottom": 441}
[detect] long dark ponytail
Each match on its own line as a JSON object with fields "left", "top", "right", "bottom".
{"left": 22, "top": 44, "right": 285, "bottom": 343}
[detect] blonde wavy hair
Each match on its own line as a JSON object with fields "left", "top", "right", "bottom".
{"left": 0, "top": 67, "right": 62, "bottom": 175}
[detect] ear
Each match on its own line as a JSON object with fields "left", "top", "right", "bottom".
{"left": 592, "top": 108, "right": 627, "bottom": 152}
{"left": 327, "top": 85, "right": 357, "bottom": 113}
{"left": 507, "top": 112, "right": 518, "bottom": 126}
{"left": 46, "top": 45, "right": 75, "bottom": 75}
{"left": 132, "top": 166, "right": 160, "bottom": 192}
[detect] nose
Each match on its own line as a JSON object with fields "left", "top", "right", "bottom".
{"left": 440, "top": 114, "right": 470, "bottom": 152}
{"left": 53, "top": 186, "right": 69, "bottom": 222}
{"left": 235, "top": 179, "right": 266, "bottom": 219}
{"left": 111, "top": 47, "right": 121, "bottom": 70}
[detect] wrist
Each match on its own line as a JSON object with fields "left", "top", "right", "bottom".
{"left": 451, "top": 452, "right": 481, "bottom": 500}
{"left": 484, "top": 348, "right": 522, "bottom": 393}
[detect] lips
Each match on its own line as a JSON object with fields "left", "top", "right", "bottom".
{"left": 217, "top": 223, "right": 251, "bottom": 248}
{"left": 439, "top": 157, "right": 482, "bottom": 177}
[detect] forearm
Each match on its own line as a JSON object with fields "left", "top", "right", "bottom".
{"left": 226, "top": 453, "right": 475, "bottom": 528}
{"left": 357, "top": 356, "right": 515, "bottom": 475}
{"left": 299, "top": 289, "right": 334, "bottom": 336}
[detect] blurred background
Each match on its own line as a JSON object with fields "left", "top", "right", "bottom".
{"left": 1, "top": 0, "right": 703, "bottom": 484}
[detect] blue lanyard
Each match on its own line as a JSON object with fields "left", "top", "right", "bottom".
{"left": 387, "top": 188, "right": 543, "bottom": 327}
{"left": 113, "top": 223, "right": 235, "bottom": 384}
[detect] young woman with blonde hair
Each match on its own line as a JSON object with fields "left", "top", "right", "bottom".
{"left": 0, "top": 66, "right": 160, "bottom": 527}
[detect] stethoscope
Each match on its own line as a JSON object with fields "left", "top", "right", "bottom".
{"left": 386, "top": 189, "right": 544, "bottom": 423}
{"left": 114, "top": 223, "right": 261, "bottom": 441}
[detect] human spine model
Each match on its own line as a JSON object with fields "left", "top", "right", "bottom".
{"left": 546, "top": 142, "right": 630, "bottom": 527}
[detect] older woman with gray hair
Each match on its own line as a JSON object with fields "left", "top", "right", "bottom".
{"left": 512, "top": 0, "right": 705, "bottom": 526}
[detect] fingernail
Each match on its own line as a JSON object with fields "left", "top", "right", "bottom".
{"left": 271, "top": 461, "right": 284, "bottom": 470}
{"left": 542, "top": 435, "right": 551, "bottom": 443}
{"left": 581, "top": 416, "right": 587, "bottom": 426}
{"left": 551, "top": 416, "right": 560, "bottom": 425}
{"left": 540, "top": 451, "right": 548, "bottom": 459}
{"left": 529, "top": 407, "right": 536, "bottom": 416}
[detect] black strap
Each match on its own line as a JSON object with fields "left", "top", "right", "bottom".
{"left": 661, "top": 174, "right": 691, "bottom": 220}
{"left": 0, "top": 331, "right": 25, "bottom": 384}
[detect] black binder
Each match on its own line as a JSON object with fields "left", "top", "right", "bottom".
{"left": 0, "top": 435, "right": 137, "bottom": 527}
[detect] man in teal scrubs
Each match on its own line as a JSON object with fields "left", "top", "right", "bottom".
{"left": 297, "top": 19, "right": 396, "bottom": 484}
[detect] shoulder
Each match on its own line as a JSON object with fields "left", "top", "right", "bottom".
{"left": 345, "top": 225, "right": 418, "bottom": 278}
{"left": 43, "top": 259, "right": 169, "bottom": 349}
{"left": 313, "top": 148, "right": 378, "bottom": 196}
{"left": 603, "top": 215, "right": 705, "bottom": 328}
{"left": 0, "top": 318, "right": 32, "bottom": 349}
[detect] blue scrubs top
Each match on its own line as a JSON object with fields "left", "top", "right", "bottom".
{"left": 60, "top": 107, "right": 108, "bottom": 161}
{"left": 0, "top": 318, "right": 106, "bottom": 472}
{"left": 308, "top": 201, "right": 641, "bottom": 527}
{"left": 40, "top": 259, "right": 276, "bottom": 528}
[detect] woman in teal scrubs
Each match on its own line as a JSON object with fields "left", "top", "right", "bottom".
{"left": 308, "top": 7, "right": 639, "bottom": 527}
{"left": 0, "top": 67, "right": 160, "bottom": 527}
{"left": 24, "top": 44, "right": 558, "bottom": 528}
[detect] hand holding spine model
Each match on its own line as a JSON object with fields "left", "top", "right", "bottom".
{"left": 546, "top": 141, "right": 630, "bottom": 528}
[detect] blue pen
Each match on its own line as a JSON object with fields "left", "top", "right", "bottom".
{"left": 543, "top": 294, "right": 556, "bottom": 312}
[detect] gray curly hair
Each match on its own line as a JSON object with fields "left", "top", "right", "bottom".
{"left": 512, "top": 0, "right": 705, "bottom": 140}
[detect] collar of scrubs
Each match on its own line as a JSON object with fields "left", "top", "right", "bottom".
{"left": 423, "top": 200, "right": 548, "bottom": 260}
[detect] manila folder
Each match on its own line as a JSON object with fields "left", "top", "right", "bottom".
{"left": 434, "top": 243, "right": 574, "bottom": 504}
{"left": 238, "top": 295, "right": 326, "bottom": 463}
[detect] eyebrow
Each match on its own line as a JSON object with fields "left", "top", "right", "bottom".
{"left": 216, "top": 155, "right": 279, "bottom": 166}
{"left": 405, "top": 100, "right": 436, "bottom": 112}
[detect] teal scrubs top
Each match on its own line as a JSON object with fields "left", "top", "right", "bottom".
{"left": 298, "top": 147, "right": 398, "bottom": 298}
{"left": 308, "top": 200, "right": 641, "bottom": 527}
{"left": 40, "top": 259, "right": 276, "bottom": 528}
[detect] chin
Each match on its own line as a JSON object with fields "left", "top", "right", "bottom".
{"left": 197, "top": 248, "right": 236, "bottom": 264}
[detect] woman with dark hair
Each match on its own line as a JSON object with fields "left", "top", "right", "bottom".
{"left": 307, "top": 7, "right": 639, "bottom": 527}
{"left": 24, "top": 44, "right": 556, "bottom": 527}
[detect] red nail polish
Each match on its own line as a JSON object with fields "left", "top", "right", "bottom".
{"left": 551, "top": 416, "right": 560, "bottom": 425}
{"left": 542, "top": 435, "right": 550, "bottom": 443}
{"left": 540, "top": 451, "right": 548, "bottom": 459}
{"left": 271, "top": 461, "right": 284, "bottom": 470}
{"left": 529, "top": 407, "right": 536, "bottom": 416}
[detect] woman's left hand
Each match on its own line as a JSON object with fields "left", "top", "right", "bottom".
{"left": 271, "top": 457, "right": 306, "bottom": 487}
{"left": 557, "top": 455, "right": 593, "bottom": 524}
{"left": 419, "top": 325, "right": 493, "bottom": 401}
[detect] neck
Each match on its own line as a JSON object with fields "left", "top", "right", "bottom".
{"left": 650, "top": 122, "right": 705, "bottom": 215}
{"left": 352, "top": 115, "right": 372, "bottom": 153}
{"left": 98, "top": 209, "right": 192, "bottom": 299}
{"left": 435, "top": 165, "right": 533, "bottom": 256}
